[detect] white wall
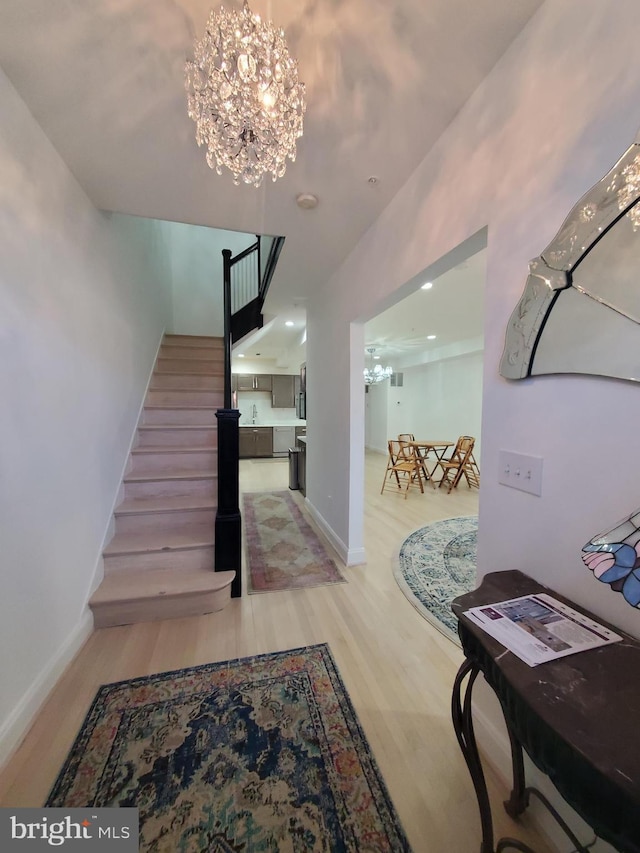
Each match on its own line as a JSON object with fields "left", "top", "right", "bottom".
{"left": 167, "top": 222, "right": 254, "bottom": 336}
{"left": 0, "top": 68, "right": 174, "bottom": 764}
{"left": 365, "top": 352, "right": 484, "bottom": 457}
{"left": 306, "top": 2, "right": 640, "bottom": 847}
{"left": 309, "top": 0, "right": 640, "bottom": 637}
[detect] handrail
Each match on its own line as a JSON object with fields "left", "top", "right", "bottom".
{"left": 260, "top": 236, "right": 285, "bottom": 302}
{"left": 215, "top": 234, "right": 284, "bottom": 595}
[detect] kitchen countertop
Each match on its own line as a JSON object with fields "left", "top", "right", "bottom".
{"left": 239, "top": 422, "right": 306, "bottom": 428}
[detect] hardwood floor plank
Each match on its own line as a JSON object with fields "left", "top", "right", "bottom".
{"left": 0, "top": 450, "right": 556, "bottom": 851}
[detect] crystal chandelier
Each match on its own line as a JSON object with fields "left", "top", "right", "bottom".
{"left": 185, "top": 1, "right": 305, "bottom": 188}
{"left": 364, "top": 347, "right": 393, "bottom": 385}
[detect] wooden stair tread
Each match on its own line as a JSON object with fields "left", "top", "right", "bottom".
{"left": 144, "top": 405, "right": 219, "bottom": 410}
{"left": 90, "top": 568, "right": 235, "bottom": 606}
{"left": 163, "top": 335, "right": 223, "bottom": 343}
{"left": 138, "top": 425, "right": 217, "bottom": 431}
{"left": 154, "top": 368, "right": 224, "bottom": 375}
{"left": 116, "top": 496, "right": 217, "bottom": 515}
{"left": 123, "top": 470, "right": 217, "bottom": 483}
{"left": 131, "top": 446, "right": 215, "bottom": 454}
{"left": 104, "top": 529, "right": 215, "bottom": 556}
{"left": 148, "top": 384, "right": 223, "bottom": 390}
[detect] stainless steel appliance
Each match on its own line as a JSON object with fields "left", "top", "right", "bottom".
{"left": 296, "top": 391, "right": 306, "bottom": 419}
{"left": 273, "top": 425, "right": 295, "bottom": 456}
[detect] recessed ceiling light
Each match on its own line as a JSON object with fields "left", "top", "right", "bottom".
{"left": 285, "top": 320, "right": 294, "bottom": 327}
{"left": 296, "top": 193, "right": 318, "bottom": 209}
{"left": 237, "top": 353, "right": 245, "bottom": 358}
{"left": 427, "top": 335, "right": 436, "bottom": 340}
{"left": 421, "top": 282, "right": 433, "bottom": 290}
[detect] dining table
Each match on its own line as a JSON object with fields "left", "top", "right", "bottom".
{"left": 406, "top": 439, "right": 454, "bottom": 487}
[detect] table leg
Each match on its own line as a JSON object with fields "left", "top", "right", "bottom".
{"left": 503, "top": 723, "right": 529, "bottom": 818}
{"left": 452, "top": 659, "right": 494, "bottom": 853}
{"left": 430, "top": 447, "right": 448, "bottom": 487}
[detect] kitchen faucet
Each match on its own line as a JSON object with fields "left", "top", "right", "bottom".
{"left": 251, "top": 403, "right": 258, "bottom": 424}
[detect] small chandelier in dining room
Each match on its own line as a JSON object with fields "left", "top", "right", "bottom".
{"left": 364, "top": 348, "right": 393, "bottom": 385}
{"left": 185, "top": 0, "right": 306, "bottom": 187}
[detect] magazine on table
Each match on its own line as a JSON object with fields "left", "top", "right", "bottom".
{"left": 464, "top": 593, "right": 623, "bottom": 667}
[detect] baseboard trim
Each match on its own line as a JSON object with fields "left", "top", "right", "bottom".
{"left": 304, "top": 499, "right": 347, "bottom": 563}
{"left": 88, "top": 328, "right": 166, "bottom": 598}
{"left": 0, "top": 610, "right": 93, "bottom": 771}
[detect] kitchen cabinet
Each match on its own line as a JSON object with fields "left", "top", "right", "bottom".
{"left": 297, "top": 437, "right": 306, "bottom": 496}
{"left": 239, "top": 427, "right": 273, "bottom": 458}
{"left": 295, "top": 426, "right": 306, "bottom": 440}
{"left": 271, "top": 374, "right": 295, "bottom": 408}
{"left": 235, "top": 374, "right": 273, "bottom": 391}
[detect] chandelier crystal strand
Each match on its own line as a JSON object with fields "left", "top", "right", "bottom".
{"left": 364, "top": 348, "right": 393, "bottom": 385}
{"left": 185, "top": 1, "right": 305, "bottom": 187}
{"left": 618, "top": 154, "right": 640, "bottom": 231}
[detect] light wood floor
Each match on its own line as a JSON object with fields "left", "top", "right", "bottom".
{"left": 0, "top": 450, "right": 554, "bottom": 852}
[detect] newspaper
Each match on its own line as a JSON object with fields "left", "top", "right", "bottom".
{"left": 464, "top": 593, "right": 622, "bottom": 666}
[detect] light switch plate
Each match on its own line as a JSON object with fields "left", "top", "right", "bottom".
{"left": 498, "top": 450, "right": 543, "bottom": 496}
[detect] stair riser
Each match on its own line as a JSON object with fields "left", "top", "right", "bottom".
{"left": 150, "top": 374, "right": 224, "bottom": 391}
{"left": 156, "top": 359, "right": 223, "bottom": 375}
{"left": 104, "top": 546, "right": 215, "bottom": 575}
{"left": 159, "top": 346, "right": 223, "bottom": 361}
{"left": 124, "top": 478, "right": 217, "bottom": 501}
{"left": 142, "top": 408, "right": 217, "bottom": 426}
{"left": 115, "top": 510, "right": 215, "bottom": 535}
{"left": 91, "top": 584, "right": 232, "bottom": 628}
{"left": 129, "top": 451, "right": 216, "bottom": 475}
{"left": 163, "top": 335, "right": 222, "bottom": 348}
{"left": 136, "top": 428, "right": 217, "bottom": 448}
{"left": 145, "top": 389, "right": 224, "bottom": 407}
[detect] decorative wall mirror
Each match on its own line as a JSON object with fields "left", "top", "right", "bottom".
{"left": 500, "top": 130, "right": 640, "bottom": 383}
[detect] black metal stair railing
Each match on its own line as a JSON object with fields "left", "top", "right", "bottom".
{"left": 214, "top": 235, "right": 284, "bottom": 595}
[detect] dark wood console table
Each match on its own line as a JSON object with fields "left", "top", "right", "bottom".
{"left": 451, "top": 570, "right": 640, "bottom": 853}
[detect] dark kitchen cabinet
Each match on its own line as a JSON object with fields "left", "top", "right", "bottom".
{"left": 239, "top": 427, "right": 273, "bottom": 458}
{"left": 271, "top": 374, "right": 295, "bottom": 408}
{"left": 235, "top": 374, "right": 273, "bottom": 391}
{"left": 297, "top": 438, "right": 306, "bottom": 496}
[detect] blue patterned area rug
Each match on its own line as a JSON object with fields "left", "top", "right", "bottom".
{"left": 46, "top": 644, "right": 411, "bottom": 852}
{"left": 395, "top": 516, "right": 478, "bottom": 644}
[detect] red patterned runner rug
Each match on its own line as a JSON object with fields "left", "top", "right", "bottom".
{"left": 243, "top": 490, "right": 346, "bottom": 592}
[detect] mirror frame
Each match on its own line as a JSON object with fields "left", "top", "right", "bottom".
{"left": 500, "top": 129, "right": 640, "bottom": 382}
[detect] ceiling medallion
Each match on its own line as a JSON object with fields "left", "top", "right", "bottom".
{"left": 185, "top": 1, "right": 306, "bottom": 188}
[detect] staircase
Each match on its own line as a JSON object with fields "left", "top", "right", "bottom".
{"left": 89, "top": 334, "right": 235, "bottom": 628}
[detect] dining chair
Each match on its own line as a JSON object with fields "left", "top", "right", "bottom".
{"left": 381, "top": 440, "right": 425, "bottom": 498}
{"left": 438, "top": 436, "right": 479, "bottom": 493}
{"left": 397, "top": 433, "right": 432, "bottom": 481}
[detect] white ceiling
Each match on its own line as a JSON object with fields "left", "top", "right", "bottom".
{"left": 0, "top": 0, "right": 540, "bottom": 358}
{"left": 364, "top": 247, "right": 486, "bottom": 365}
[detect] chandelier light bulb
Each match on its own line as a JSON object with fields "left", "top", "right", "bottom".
{"left": 185, "top": 0, "right": 306, "bottom": 188}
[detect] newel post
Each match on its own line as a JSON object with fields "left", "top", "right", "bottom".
{"left": 215, "top": 408, "right": 241, "bottom": 597}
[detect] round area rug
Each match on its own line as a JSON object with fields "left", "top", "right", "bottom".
{"left": 394, "top": 516, "right": 478, "bottom": 644}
